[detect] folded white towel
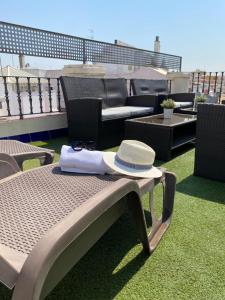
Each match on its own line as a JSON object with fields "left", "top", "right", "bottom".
{"left": 59, "top": 145, "right": 110, "bottom": 175}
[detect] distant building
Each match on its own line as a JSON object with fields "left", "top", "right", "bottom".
{"left": 92, "top": 38, "right": 167, "bottom": 79}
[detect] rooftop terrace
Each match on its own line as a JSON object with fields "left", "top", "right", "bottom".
{"left": 0, "top": 20, "right": 225, "bottom": 300}
{"left": 1, "top": 137, "right": 224, "bottom": 299}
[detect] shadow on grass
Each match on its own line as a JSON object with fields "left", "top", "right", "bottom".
{"left": 0, "top": 210, "right": 153, "bottom": 300}
{"left": 42, "top": 137, "right": 69, "bottom": 154}
{"left": 46, "top": 210, "right": 153, "bottom": 300}
{"left": 177, "top": 174, "right": 225, "bottom": 205}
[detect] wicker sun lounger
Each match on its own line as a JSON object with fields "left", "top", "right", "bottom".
{"left": 0, "top": 154, "right": 176, "bottom": 299}
{"left": 0, "top": 140, "right": 54, "bottom": 170}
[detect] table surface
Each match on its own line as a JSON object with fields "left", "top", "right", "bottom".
{"left": 128, "top": 113, "right": 196, "bottom": 127}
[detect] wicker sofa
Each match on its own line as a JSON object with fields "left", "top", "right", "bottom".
{"left": 194, "top": 103, "right": 225, "bottom": 182}
{"left": 60, "top": 77, "right": 158, "bottom": 149}
{"left": 130, "top": 79, "right": 195, "bottom": 112}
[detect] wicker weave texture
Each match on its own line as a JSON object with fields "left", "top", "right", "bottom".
{"left": 194, "top": 104, "right": 225, "bottom": 181}
{"left": 0, "top": 165, "right": 118, "bottom": 254}
{"left": 0, "top": 140, "right": 53, "bottom": 155}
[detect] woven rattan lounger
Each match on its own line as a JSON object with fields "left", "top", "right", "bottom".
{"left": 0, "top": 140, "right": 54, "bottom": 170}
{"left": 0, "top": 154, "right": 176, "bottom": 300}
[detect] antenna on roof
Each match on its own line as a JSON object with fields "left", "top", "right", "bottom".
{"left": 88, "top": 29, "right": 94, "bottom": 40}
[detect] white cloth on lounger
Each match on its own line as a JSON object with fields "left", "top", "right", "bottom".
{"left": 59, "top": 145, "right": 110, "bottom": 175}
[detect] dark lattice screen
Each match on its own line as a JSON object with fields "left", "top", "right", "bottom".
{"left": 0, "top": 21, "right": 182, "bottom": 70}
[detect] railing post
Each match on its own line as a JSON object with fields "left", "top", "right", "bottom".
{"left": 214, "top": 72, "right": 218, "bottom": 93}
{"left": 202, "top": 72, "right": 206, "bottom": 93}
{"left": 47, "top": 78, "right": 53, "bottom": 113}
{"left": 57, "top": 78, "right": 61, "bottom": 112}
{"left": 196, "top": 72, "right": 200, "bottom": 92}
{"left": 207, "top": 72, "right": 212, "bottom": 94}
{"left": 169, "top": 80, "right": 172, "bottom": 93}
{"left": 38, "top": 77, "right": 43, "bottom": 113}
{"left": 179, "top": 57, "right": 182, "bottom": 71}
{"left": 27, "top": 77, "right": 33, "bottom": 114}
{"left": 191, "top": 73, "right": 195, "bottom": 92}
{"left": 15, "top": 77, "right": 23, "bottom": 119}
{"left": 219, "top": 72, "right": 224, "bottom": 103}
{"left": 83, "top": 40, "right": 86, "bottom": 64}
{"left": 3, "top": 76, "right": 11, "bottom": 117}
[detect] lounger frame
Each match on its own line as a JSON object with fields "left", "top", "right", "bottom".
{"left": 0, "top": 154, "right": 176, "bottom": 299}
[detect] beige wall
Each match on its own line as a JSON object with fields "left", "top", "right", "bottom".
{"left": 167, "top": 72, "right": 191, "bottom": 93}
{"left": 63, "top": 64, "right": 105, "bottom": 78}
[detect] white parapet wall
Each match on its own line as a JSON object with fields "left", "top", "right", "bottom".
{"left": 0, "top": 112, "right": 68, "bottom": 138}
{"left": 167, "top": 72, "right": 191, "bottom": 93}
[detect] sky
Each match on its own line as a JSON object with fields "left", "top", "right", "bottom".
{"left": 0, "top": 0, "right": 225, "bottom": 71}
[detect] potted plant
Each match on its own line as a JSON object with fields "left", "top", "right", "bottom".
{"left": 194, "top": 94, "right": 207, "bottom": 108}
{"left": 160, "top": 99, "right": 175, "bottom": 119}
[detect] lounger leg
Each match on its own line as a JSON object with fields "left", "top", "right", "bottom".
{"left": 128, "top": 172, "right": 176, "bottom": 254}
{"left": 15, "top": 158, "right": 24, "bottom": 170}
{"left": 127, "top": 192, "right": 151, "bottom": 254}
{"left": 148, "top": 172, "right": 176, "bottom": 253}
{"left": 41, "top": 152, "right": 54, "bottom": 165}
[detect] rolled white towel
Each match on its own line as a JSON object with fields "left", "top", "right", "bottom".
{"left": 59, "top": 145, "right": 110, "bottom": 175}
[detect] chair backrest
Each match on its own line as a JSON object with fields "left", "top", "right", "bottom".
{"left": 194, "top": 103, "right": 225, "bottom": 181}
{"left": 131, "top": 79, "right": 168, "bottom": 95}
{"left": 60, "top": 76, "right": 105, "bottom": 105}
{"left": 103, "top": 78, "right": 128, "bottom": 108}
{"left": 60, "top": 76, "right": 129, "bottom": 109}
{"left": 168, "top": 93, "right": 195, "bottom": 103}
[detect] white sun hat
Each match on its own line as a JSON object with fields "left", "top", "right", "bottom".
{"left": 103, "top": 140, "right": 162, "bottom": 178}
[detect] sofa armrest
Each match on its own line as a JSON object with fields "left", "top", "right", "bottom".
{"left": 126, "top": 95, "right": 158, "bottom": 111}
{"left": 69, "top": 97, "right": 103, "bottom": 101}
{"left": 168, "top": 93, "right": 195, "bottom": 103}
{"left": 66, "top": 98, "right": 102, "bottom": 143}
{"left": 156, "top": 94, "right": 168, "bottom": 113}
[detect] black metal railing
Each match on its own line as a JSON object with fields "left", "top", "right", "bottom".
{"left": 0, "top": 76, "right": 63, "bottom": 119}
{"left": 0, "top": 21, "right": 182, "bottom": 71}
{"left": 191, "top": 71, "right": 225, "bottom": 102}
{"left": 0, "top": 76, "right": 172, "bottom": 119}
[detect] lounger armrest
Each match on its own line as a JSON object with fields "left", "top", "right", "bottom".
{"left": 126, "top": 95, "right": 158, "bottom": 111}
{"left": 0, "top": 153, "right": 21, "bottom": 178}
{"left": 66, "top": 98, "right": 102, "bottom": 142}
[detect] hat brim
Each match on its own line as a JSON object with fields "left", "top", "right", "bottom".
{"left": 103, "top": 152, "right": 162, "bottom": 178}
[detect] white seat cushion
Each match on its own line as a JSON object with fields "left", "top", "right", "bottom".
{"left": 102, "top": 106, "right": 153, "bottom": 121}
{"left": 175, "top": 102, "right": 193, "bottom": 108}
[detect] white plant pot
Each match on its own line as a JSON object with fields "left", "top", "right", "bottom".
{"left": 164, "top": 108, "right": 173, "bottom": 119}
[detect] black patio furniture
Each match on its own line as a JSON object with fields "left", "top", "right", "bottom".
{"left": 167, "top": 93, "right": 195, "bottom": 110}
{"left": 125, "top": 113, "right": 196, "bottom": 161}
{"left": 60, "top": 77, "right": 158, "bottom": 149}
{"left": 130, "top": 79, "right": 195, "bottom": 113}
{"left": 130, "top": 79, "right": 168, "bottom": 96}
{"left": 194, "top": 103, "right": 225, "bottom": 182}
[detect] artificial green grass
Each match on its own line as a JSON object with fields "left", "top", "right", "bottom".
{"left": 2, "top": 138, "right": 225, "bottom": 300}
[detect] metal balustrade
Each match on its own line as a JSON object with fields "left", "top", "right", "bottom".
{"left": 0, "top": 76, "right": 62, "bottom": 119}
{"left": 0, "top": 21, "right": 182, "bottom": 71}
{"left": 191, "top": 71, "right": 225, "bottom": 102}
{"left": 0, "top": 76, "right": 173, "bottom": 119}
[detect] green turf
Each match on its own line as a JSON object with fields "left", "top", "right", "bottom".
{"left": 2, "top": 138, "right": 225, "bottom": 300}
